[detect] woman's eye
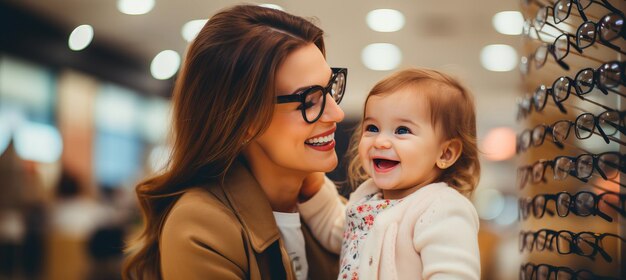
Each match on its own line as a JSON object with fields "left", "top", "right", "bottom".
{"left": 297, "top": 101, "right": 315, "bottom": 110}
{"left": 365, "top": 124, "right": 379, "bottom": 132}
{"left": 396, "top": 126, "right": 411, "bottom": 134}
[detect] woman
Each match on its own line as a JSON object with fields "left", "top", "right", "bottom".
{"left": 123, "top": 5, "right": 346, "bottom": 280}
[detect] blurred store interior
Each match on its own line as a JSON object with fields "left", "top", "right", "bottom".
{"left": 0, "top": 0, "right": 623, "bottom": 279}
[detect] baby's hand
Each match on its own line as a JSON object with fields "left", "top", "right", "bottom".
{"left": 299, "top": 172, "right": 325, "bottom": 203}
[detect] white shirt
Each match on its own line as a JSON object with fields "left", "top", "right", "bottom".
{"left": 273, "top": 211, "right": 309, "bottom": 280}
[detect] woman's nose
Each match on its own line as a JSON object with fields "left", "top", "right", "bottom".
{"left": 318, "top": 95, "right": 345, "bottom": 123}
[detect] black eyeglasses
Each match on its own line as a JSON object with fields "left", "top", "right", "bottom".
{"left": 517, "top": 124, "right": 564, "bottom": 153}
{"left": 520, "top": 262, "right": 619, "bottom": 280}
{"left": 516, "top": 113, "right": 626, "bottom": 154}
{"left": 533, "top": 33, "right": 583, "bottom": 71}
{"left": 565, "top": 111, "right": 626, "bottom": 143}
{"left": 519, "top": 228, "right": 626, "bottom": 262}
{"left": 574, "top": 63, "right": 626, "bottom": 98}
{"left": 577, "top": 13, "right": 626, "bottom": 54}
{"left": 517, "top": 152, "right": 626, "bottom": 188}
{"left": 517, "top": 65, "right": 623, "bottom": 120}
{"left": 537, "top": 0, "right": 621, "bottom": 25}
{"left": 518, "top": 191, "right": 620, "bottom": 222}
{"left": 276, "top": 67, "right": 347, "bottom": 123}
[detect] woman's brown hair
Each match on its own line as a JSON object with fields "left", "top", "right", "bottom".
{"left": 122, "top": 5, "right": 325, "bottom": 279}
{"left": 347, "top": 68, "right": 480, "bottom": 197}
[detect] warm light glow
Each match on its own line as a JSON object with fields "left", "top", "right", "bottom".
{"left": 481, "top": 127, "right": 517, "bottom": 161}
{"left": 181, "top": 19, "right": 208, "bottom": 42}
{"left": 117, "top": 0, "right": 155, "bottom": 15}
{"left": 361, "top": 43, "right": 402, "bottom": 71}
{"left": 366, "top": 9, "right": 405, "bottom": 32}
{"left": 492, "top": 11, "right": 524, "bottom": 35}
{"left": 258, "top": 3, "right": 284, "bottom": 11}
{"left": 68, "top": 25, "right": 94, "bottom": 51}
{"left": 151, "top": 50, "right": 181, "bottom": 80}
{"left": 480, "top": 44, "right": 518, "bottom": 72}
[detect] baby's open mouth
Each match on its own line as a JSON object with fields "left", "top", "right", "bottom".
{"left": 373, "top": 158, "right": 399, "bottom": 170}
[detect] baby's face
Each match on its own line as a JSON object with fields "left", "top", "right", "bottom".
{"left": 358, "top": 88, "right": 444, "bottom": 199}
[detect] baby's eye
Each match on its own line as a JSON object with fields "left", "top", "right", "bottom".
{"left": 365, "top": 124, "right": 379, "bottom": 132}
{"left": 396, "top": 126, "right": 411, "bottom": 134}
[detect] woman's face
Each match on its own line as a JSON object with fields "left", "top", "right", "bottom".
{"left": 248, "top": 43, "right": 345, "bottom": 174}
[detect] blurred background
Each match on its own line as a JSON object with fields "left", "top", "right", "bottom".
{"left": 0, "top": 0, "right": 623, "bottom": 279}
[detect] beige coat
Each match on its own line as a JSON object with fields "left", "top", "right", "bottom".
{"left": 159, "top": 160, "right": 339, "bottom": 279}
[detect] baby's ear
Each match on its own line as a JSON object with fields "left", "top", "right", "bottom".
{"left": 436, "top": 139, "right": 463, "bottom": 170}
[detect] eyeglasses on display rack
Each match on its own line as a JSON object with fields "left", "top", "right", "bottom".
{"left": 527, "top": 111, "right": 626, "bottom": 147}
{"left": 532, "top": 33, "right": 586, "bottom": 71}
{"left": 531, "top": 0, "right": 621, "bottom": 26}
{"left": 518, "top": 190, "right": 623, "bottom": 222}
{"left": 516, "top": 62, "right": 625, "bottom": 120}
{"left": 517, "top": 152, "right": 626, "bottom": 189}
{"left": 276, "top": 67, "right": 347, "bottom": 124}
{"left": 516, "top": 113, "right": 626, "bottom": 153}
{"left": 518, "top": 228, "right": 626, "bottom": 262}
{"left": 577, "top": 13, "right": 626, "bottom": 53}
{"left": 574, "top": 62, "right": 626, "bottom": 98}
{"left": 520, "top": 262, "right": 619, "bottom": 280}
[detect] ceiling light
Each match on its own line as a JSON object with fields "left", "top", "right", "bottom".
{"left": 68, "top": 25, "right": 94, "bottom": 51}
{"left": 181, "top": 19, "right": 208, "bottom": 42}
{"left": 259, "top": 4, "right": 284, "bottom": 11}
{"left": 492, "top": 11, "right": 524, "bottom": 35}
{"left": 151, "top": 50, "right": 181, "bottom": 80}
{"left": 117, "top": 0, "right": 155, "bottom": 15}
{"left": 366, "top": 9, "right": 405, "bottom": 32}
{"left": 480, "top": 44, "right": 518, "bottom": 72}
{"left": 361, "top": 43, "right": 402, "bottom": 71}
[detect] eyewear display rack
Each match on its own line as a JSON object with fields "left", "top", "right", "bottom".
{"left": 517, "top": 0, "right": 625, "bottom": 279}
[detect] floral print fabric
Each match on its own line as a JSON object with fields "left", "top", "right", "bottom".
{"left": 339, "top": 192, "right": 402, "bottom": 280}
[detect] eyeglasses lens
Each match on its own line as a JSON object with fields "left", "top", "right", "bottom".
{"left": 598, "top": 111, "right": 619, "bottom": 136}
{"left": 535, "top": 45, "right": 549, "bottom": 68}
{"left": 554, "top": 0, "right": 570, "bottom": 23}
{"left": 574, "top": 192, "right": 594, "bottom": 216}
{"left": 557, "top": 231, "right": 574, "bottom": 254}
{"left": 534, "top": 86, "right": 548, "bottom": 110}
{"left": 555, "top": 35, "right": 570, "bottom": 60}
{"left": 331, "top": 72, "right": 346, "bottom": 104}
{"left": 576, "top": 155, "right": 594, "bottom": 178}
{"left": 304, "top": 89, "right": 324, "bottom": 122}
{"left": 598, "top": 153, "right": 620, "bottom": 179}
{"left": 553, "top": 77, "right": 571, "bottom": 102}
{"left": 534, "top": 196, "right": 547, "bottom": 217}
{"left": 557, "top": 193, "right": 571, "bottom": 216}
{"left": 555, "top": 157, "right": 574, "bottom": 179}
{"left": 575, "top": 69, "right": 594, "bottom": 94}
{"left": 575, "top": 233, "right": 596, "bottom": 256}
{"left": 598, "top": 62, "right": 622, "bottom": 88}
{"left": 577, "top": 22, "right": 596, "bottom": 49}
{"left": 575, "top": 114, "right": 595, "bottom": 139}
{"left": 599, "top": 14, "right": 624, "bottom": 42}
{"left": 553, "top": 121, "right": 570, "bottom": 143}
{"left": 532, "top": 127, "right": 545, "bottom": 146}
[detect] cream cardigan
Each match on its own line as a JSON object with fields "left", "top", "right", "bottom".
{"left": 299, "top": 178, "right": 480, "bottom": 280}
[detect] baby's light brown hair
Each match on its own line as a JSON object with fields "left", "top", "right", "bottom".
{"left": 347, "top": 68, "right": 480, "bottom": 197}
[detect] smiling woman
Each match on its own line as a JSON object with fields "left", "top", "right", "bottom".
{"left": 122, "top": 5, "right": 346, "bottom": 280}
